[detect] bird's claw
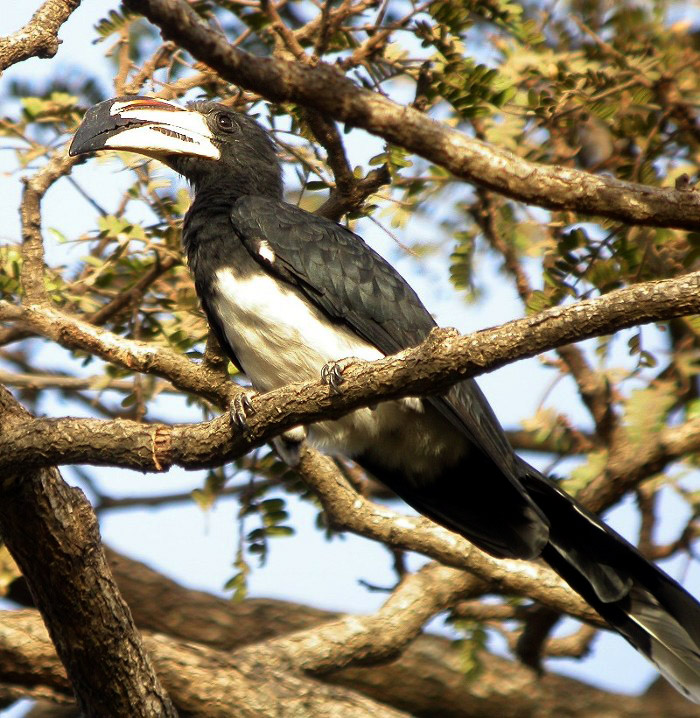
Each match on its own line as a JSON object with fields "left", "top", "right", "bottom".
{"left": 229, "top": 388, "right": 258, "bottom": 430}
{"left": 321, "top": 357, "right": 358, "bottom": 394}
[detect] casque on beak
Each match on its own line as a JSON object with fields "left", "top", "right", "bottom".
{"left": 69, "top": 96, "right": 220, "bottom": 160}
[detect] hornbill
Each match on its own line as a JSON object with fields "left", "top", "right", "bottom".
{"left": 71, "top": 96, "right": 700, "bottom": 701}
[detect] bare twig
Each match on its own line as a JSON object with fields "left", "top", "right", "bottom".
{"left": 0, "top": 368, "right": 174, "bottom": 394}
{"left": 20, "top": 151, "right": 81, "bottom": 305}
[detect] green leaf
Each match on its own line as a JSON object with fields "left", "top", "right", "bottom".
{"left": 94, "top": 9, "right": 137, "bottom": 41}
{"left": 449, "top": 618, "right": 486, "bottom": 679}
{"left": 264, "top": 526, "right": 295, "bottom": 538}
{"left": 21, "top": 97, "right": 49, "bottom": 118}
{"left": 263, "top": 510, "right": 290, "bottom": 526}
{"left": 260, "top": 498, "right": 286, "bottom": 513}
{"left": 305, "top": 181, "right": 329, "bottom": 190}
{"left": 564, "top": 452, "right": 608, "bottom": 494}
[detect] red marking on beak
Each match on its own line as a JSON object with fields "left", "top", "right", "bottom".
{"left": 119, "top": 98, "right": 180, "bottom": 112}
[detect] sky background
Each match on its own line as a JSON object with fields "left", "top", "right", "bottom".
{"left": 1, "top": 2, "right": 699, "bottom": 714}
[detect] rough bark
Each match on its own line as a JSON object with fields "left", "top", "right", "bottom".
{"left": 0, "top": 0, "right": 81, "bottom": 72}
{"left": 2, "top": 270, "right": 700, "bottom": 474}
{"left": 0, "top": 609, "right": 412, "bottom": 718}
{"left": 0, "top": 389, "right": 177, "bottom": 718}
{"left": 3, "top": 582, "right": 699, "bottom": 718}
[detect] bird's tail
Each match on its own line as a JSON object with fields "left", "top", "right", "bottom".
{"left": 521, "top": 465, "right": 700, "bottom": 703}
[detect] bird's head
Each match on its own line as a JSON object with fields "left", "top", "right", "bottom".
{"left": 69, "top": 96, "right": 283, "bottom": 198}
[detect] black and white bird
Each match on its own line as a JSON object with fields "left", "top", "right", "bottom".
{"left": 70, "top": 96, "right": 700, "bottom": 701}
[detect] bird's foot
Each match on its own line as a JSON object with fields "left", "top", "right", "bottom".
{"left": 321, "top": 357, "right": 360, "bottom": 394}
{"left": 273, "top": 425, "right": 307, "bottom": 467}
{"left": 229, "top": 388, "right": 258, "bottom": 431}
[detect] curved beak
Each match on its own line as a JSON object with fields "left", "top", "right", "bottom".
{"left": 69, "top": 96, "right": 220, "bottom": 161}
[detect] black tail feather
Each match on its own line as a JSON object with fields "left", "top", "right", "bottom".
{"left": 358, "top": 443, "right": 700, "bottom": 702}
{"left": 522, "top": 467, "right": 700, "bottom": 703}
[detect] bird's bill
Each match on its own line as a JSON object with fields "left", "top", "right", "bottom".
{"left": 69, "top": 96, "right": 220, "bottom": 160}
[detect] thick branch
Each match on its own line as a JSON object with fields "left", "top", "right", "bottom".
{"left": 0, "top": 611, "right": 411, "bottom": 718}
{"left": 4, "top": 549, "right": 497, "bottom": 717}
{"left": 3, "top": 588, "right": 697, "bottom": 718}
{"left": 237, "top": 563, "right": 483, "bottom": 674}
{"left": 0, "top": 395, "right": 176, "bottom": 717}
{"left": 2, "top": 271, "right": 700, "bottom": 473}
{"left": 147, "top": 635, "right": 412, "bottom": 718}
{"left": 126, "top": 0, "right": 700, "bottom": 230}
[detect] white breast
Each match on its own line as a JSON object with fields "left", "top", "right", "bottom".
{"left": 213, "top": 267, "right": 395, "bottom": 454}
{"left": 213, "top": 267, "right": 384, "bottom": 390}
{"left": 213, "top": 267, "right": 466, "bottom": 477}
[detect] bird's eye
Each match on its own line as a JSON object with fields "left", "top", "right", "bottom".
{"left": 216, "top": 113, "right": 235, "bottom": 132}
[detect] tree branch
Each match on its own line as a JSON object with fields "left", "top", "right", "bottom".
{"left": 294, "top": 446, "right": 603, "bottom": 626}
{"left": 237, "top": 563, "right": 483, "bottom": 674}
{"left": 0, "top": 612, "right": 412, "bottom": 718}
{"left": 0, "top": 368, "right": 176, "bottom": 395}
{"left": 126, "top": 0, "right": 700, "bottom": 230}
{"left": 21, "top": 151, "right": 81, "bottom": 304}
{"left": 2, "top": 271, "right": 700, "bottom": 473}
{"left": 0, "top": 391, "right": 176, "bottom": 717}
{"left": 0, "top": 0, "right": 81, "bottom": 72}
{"left": 0, "top": 301, "right": 235, "bottom": 408}
{"left": 3, "top": 569, "right": 698, "bottom": 718}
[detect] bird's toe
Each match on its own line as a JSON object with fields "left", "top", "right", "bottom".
{"left": 321, "top": 357, "right": 359, "bottom": 393}
{"left": 229, "top": 388, "right": 258, "bottom": 430}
